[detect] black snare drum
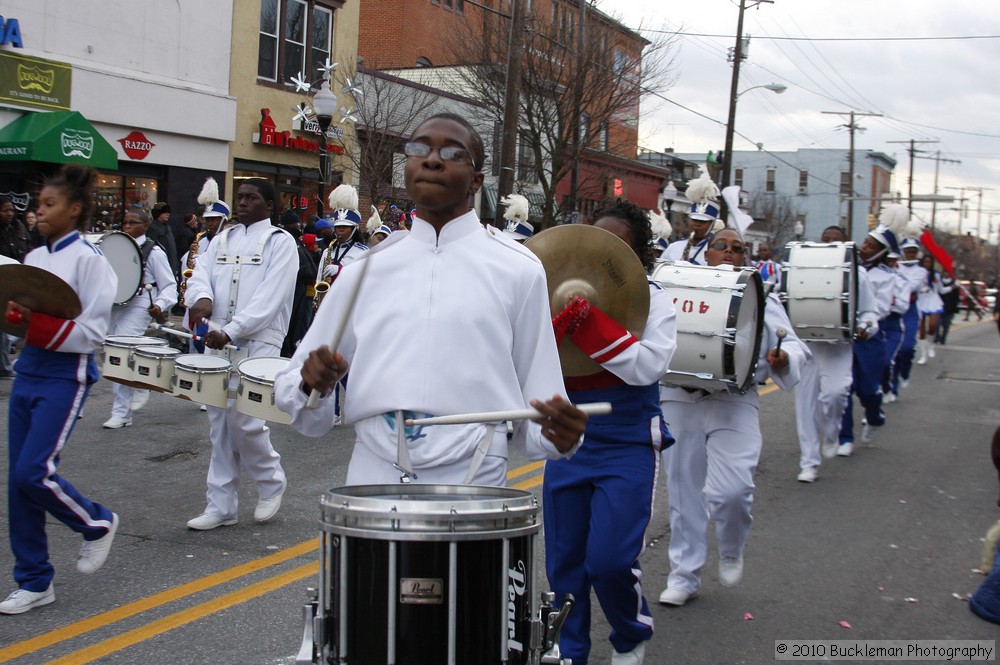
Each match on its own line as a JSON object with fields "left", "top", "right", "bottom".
{"left": 308, "top": 485, "right": 540, "bottom": 665}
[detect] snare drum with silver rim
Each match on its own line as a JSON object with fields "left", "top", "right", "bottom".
{"left": 235, "top": 357, "right": 292, "bottom": 424}
{"left": 651, "top": 262, "right": 765, "bottom": 394}
{"left": 171, "top": 354, "right": 231, "bottom": 408}
{"left": 131, "top": 345, "right": 181, "bottom": 392}
{"left": 779, "top": 242, "right": 858, "bottom": 341}
{"left": 306, "top": 485, "right": 541, "bottom": 665}
{"left": 101, "top": 335, "right": 168, "bottom": 387}
{"left": 85, "top": 231, "right": 144, "bottom": 305}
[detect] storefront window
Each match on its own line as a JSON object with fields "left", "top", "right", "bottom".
{"left": 92, "top": 174, "right": 159, "bottom": 231}
{"left": 234, "top": 167, "right": 320, "bottom": 220}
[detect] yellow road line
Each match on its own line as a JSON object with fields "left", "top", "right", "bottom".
{"left": 507, "top": 460, "right": 544, "bottom": 479}
{"left": 512, "top": 474, "right": 544, "bottom": 491}
{"left": 0, "top": 538, "right": 318, "bottom": 663}
{"left": 44, "top": 561, "right": 318, "bottom": 665}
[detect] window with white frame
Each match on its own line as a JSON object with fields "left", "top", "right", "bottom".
{"left": 798, "top": 170, "right": 808, "bottom": 194}
{"left": 734, "top": 168, "right": 744, "bottom": 188}
{"left": 766, "top": 168, "right": 776, "bottom": 193}
{"left": 258, "top": 0, "right": 334, "bottom": 85}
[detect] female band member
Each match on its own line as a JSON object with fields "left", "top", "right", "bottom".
{"left": 658, "top": 228, "right": 808, "bottom": 607}
{"left": 2, "top": 164, "right": 119, "bottom": 614}
{"left": 543, "top": 200, "right": 676, "bottom": 665}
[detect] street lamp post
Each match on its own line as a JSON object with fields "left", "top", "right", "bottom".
{"left": 312, "top": 79, "right": 337, "bottom": 219}
{"left": 722, "top": 82, "right": 787, "bottom": 189}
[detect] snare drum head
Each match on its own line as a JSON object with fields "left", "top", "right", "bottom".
{"left": 733, "top": 270, "right": 765, "bottom": 392}
{"left": 175, "top": 354, "right": 231, "bottom": 371}
{"left": 237, "top": 356, "right": 289, "bottom": 382}
{"left": 96, "top": 231, "right": 143, "bottom": 305}
{"left": 105, "top": 335, "right": 167, "bottom": 348}
{"left": 134, "top": 345, "right": 180, "bottom": 358}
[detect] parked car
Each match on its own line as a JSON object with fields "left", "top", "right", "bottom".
{"left": 958, "top": 280, "right": 988, "bottom": 312}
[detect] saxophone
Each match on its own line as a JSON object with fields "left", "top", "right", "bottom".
{"left": 312, "top": 244, "right": 335, "bottom": 315}
{"left": 179, "top": 231, "right": 205, "bottom": 307}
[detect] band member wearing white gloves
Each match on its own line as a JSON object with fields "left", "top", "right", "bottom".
{"left": 274, "top": 113, "right": 587, "bottom": 485}
{"left": 103, "top": 209, "right": 177, "bottom": 429}
{"left": 793, "top": 226, "right": 879, "bottom": 482}
{"left": 543, "top": 201, "right": 677, "bottom": 665}
{"left": 183, "top": 179, "right": 297, "bottom": 530}
{"left": 659, "top": 228, "right": 808, "bottom": 606}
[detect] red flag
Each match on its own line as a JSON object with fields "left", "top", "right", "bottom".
{"left": 919, "top": 230, "right": 955, "bottom": 278}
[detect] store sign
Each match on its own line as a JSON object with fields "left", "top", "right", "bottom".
{"left": 252, "top": 108, "right": 345, "bottom": 156}
{"left": 61, "top": 128, "right": 94, "bottom": 159}
{"left": 0, "top": 50, "right": 71, "bottom": 111}
{"left": 0, "top": 17, "right": 23, "bottom": 48}
{"left": 289, "top": 195, "right": 311, "bottom": 210}
{"left": 118, "top": 130, "right": 155, "bottom": 160}
{"left": 0, "top": 190, "right": 29, "bottom": 211}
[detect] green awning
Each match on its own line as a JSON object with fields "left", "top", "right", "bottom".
{"left": 0, "top": 111, "right": 118, "bottom": 169}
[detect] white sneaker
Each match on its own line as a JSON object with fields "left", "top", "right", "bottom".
{"left": 797, "top": 466, "right": 818, "bottom": 483}
{"left": 862, "top": 422, "right": 880, "bottom": 445}
{"left": 719, "top": 555, "right": 744, "bottom": 587}
{"left": 254, "top": 490, "right": 285, "bottom": 523}
{"left": 883, "top": 392, "right": 896, "bottom": 404}
{"left": 821, "top": 438, "right": 838, "bottom": 460}
{"left": 186, "top": 513, "right": 237, "bottom": 530}
{"left": 899, "top": 377, "right": 910, "bottom": 389}
{"left": 102, "top": 417, "right": 131, "bottom": 429}
{"left": 0, "top": 586, "right": 55, "bottom": 614}
{"left": 928, "top": 345, "right": 936, "bottom": 358}
{"left": 837, "top": 442, "right": 854, "bottom": 457}
{"left": 611, "top": 641, "right": 646, "bottom": 665}
{"left": 77, "top": 513, "right": 119, "bottom": 574}
{"left": 658, "top": 587, "right": 695, "bottom": 606}
{"left": 130, "top": 390, "right": 149, "bottom": 412}
{"left": 199, "top": 404, "right": 207, "bottom": 412}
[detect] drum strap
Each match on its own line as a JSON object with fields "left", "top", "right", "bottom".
{"left": 463, "top": 425, "right": 500, "bottom": 485}
{"left": 394, "top": 410, "right": 417, "bottom": 483}
{"left": 216, "top": 227, "right": 281, "bottom": 323}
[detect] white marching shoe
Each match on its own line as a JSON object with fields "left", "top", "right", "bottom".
{"left": 916, "top": 340, "right": 928, "bottom": 365}
{"left": 0, "top": 586, "right": 55, "bottom": 614}
{"left": 658, "top": 587, "right": 696, "bottom": 606}
{"left": 797, "top": 466, "right": 818, "bottom": 483}
{"left": 611, "top": 642, "right": 646, "bottom": 665}
{"left": 719, "top": 555, "right": 744, "bottom": 587}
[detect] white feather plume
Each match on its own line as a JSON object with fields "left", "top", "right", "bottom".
{"left": 197, "top": 178, "right": 220, "bottom": 207}
{"left": 500, "top": 194, "right": 530, "bottom": 223}
{"left": 685, "top": 172, "right": 720, "bottom": 204}
{"left": 327, "top": 184, "right": 359, "bottom": 212}
{"left": 904, "top": 219, "right": 923, "bottom": 240}
{"left": 649, "top": 210, "right": 672, "bottom": 241}
{"left": 877, "top": 203, "right": 909, "bottom": 237}
{"left": 366, "top": 205, "right": 382, "bottom": 235}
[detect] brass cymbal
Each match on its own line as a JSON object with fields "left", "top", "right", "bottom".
{"left": 0, "top": 264, "right": 82, "bottom": 336}
{"left": 525, "top": 225, "right": 650, "bottom": 376}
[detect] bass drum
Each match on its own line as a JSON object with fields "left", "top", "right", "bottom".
{"left": 85, "top": 231, "right": 143, "bottom": 305}
{"left": 779, "top": 242, "right": 858, "bottom": 341}
{"left": 651, "top": 262, "right": 765, "bottom": 394}
{"left": 309, "top": 485, "right": 540, "bottom": 665}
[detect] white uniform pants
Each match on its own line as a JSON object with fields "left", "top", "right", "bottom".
{"left": 660, "top": 393, "right": 761, "bottom": 594}
{"left": 794, "top": 343, "right": 853, "bottom": 470}
{"left": 109, "top": 306, "right": 153, "bottom": 422}
{"left": 203, "top": 341, "right": 287, "bottom": 519}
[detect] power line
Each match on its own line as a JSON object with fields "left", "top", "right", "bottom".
{"left": 638, "top": 30, "right": 1000, "bottom": 42}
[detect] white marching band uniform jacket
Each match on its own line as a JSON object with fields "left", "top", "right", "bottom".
{"left": 275, "top": 211, "right": 572, "bottom": 479}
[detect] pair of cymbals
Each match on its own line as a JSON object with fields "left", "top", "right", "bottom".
{"left": 525, "top": 225, "right": 649, "bottom": 376}
{"left": 0, "top": 264, "right": 82, "bottom": 336}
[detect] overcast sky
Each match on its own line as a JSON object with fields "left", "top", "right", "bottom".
{"left": 606, "top": 0, "right": 1000, "bottom": 240}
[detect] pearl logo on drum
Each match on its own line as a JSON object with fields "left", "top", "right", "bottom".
{"left": 508, "top": 560, "right": 528, "bottom": 653}
{"left": 400, "top": 578, "right": 443, "bottom": 604}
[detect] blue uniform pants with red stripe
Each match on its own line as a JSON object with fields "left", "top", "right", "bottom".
{"left": 840, "top": 332, "right": 886, "bottom": 443}
{"left": 8, "top": 372, "right": 114, "bottom": 591}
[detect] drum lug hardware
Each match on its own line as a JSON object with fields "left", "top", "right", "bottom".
{"left": 530, "top": 591, "right": 575, "bottom": 665}
{"left": 294, "top": 587, "right": 319, "bottom": 665}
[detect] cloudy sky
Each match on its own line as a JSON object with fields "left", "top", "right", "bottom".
{"left": 606, "top": 0, "right": 1000, "bottom": 240}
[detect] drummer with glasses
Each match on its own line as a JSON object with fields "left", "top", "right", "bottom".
{"left": 658, "top": 227, "right": 809, "bottom": 607}
{"left": 102, "top": 210, "right": 177, "bottom": 429}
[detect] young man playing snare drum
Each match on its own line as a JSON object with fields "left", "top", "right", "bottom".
{"left": 275, "top": 113, "right": 586, "bottom": 485}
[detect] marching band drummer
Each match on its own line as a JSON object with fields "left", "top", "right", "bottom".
{"left": 102, "top": 209, "right": 177, "bottom": 429}
{"left": 659, "top": 172, "right": 720, "bottom": 266}
{"left": 2, "top": 165, "right": 120, "bottom": 615}
{"left": 542, "top": 200, "right": 677, "bottom": 665}
{"left": 793, "top": 225, "right": 879, "bottom": 482}
{"left": 888, "top": 236, "right": 925, "bottom": 400}
{"left": 182, "top": 179, "right": 297, "bottom": 531}
{"left": 180, "top": 178, "right": 231, "bottom": 356}
{"left": 274, "top": 113, "right": 587, "bottom": 486}
{"left": 658, "top": 227, "right": 809, "bottom": 607}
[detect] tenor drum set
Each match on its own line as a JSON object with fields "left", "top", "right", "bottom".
{"left": 98, "top": 336, "right": 292, "bottom": 424}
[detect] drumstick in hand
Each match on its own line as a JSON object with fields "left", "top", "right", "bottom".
{"left": 775, "top": 328, "right": 787, "bottom": 354}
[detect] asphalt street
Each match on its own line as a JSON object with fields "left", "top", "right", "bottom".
{"left": 0, "top": 317, "right": 997, "bottom": 664}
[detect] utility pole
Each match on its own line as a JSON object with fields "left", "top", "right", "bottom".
{"left": 721, "top": 0, "right": 774, "bottom": 191}
{"left": 566, "top": 0, "right": 587, "bottom": 223}
{"left": 497, "top": 0, "right": 526, "bottom": 205}
{"left": 887, "top": 138, "right": 938, "bottom": 214}
{"left": 919, "top": 151, "right": 961, "bottom": 230}
{"left": 966, "top": 187, "right": 994, "bottom": 239}
{"left": 945, "top": 186, "right": 968, "bottom": 234}
{"left": 823, "top": 110, "right": 881, "bottom": 239}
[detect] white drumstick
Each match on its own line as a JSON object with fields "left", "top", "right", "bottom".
{"left": 305, "top": 256, "right": 373, "bottom": 409}
{"left": 154, "top": 324, "right": 241, "bottom": 351}
{"left": 404, "top": 402, "right": 613, "bottom": 427}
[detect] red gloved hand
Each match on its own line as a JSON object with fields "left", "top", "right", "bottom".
{"left": 552, "top": 296, "right": 591, "bottom": 345}
{"left": 6, "top": 307, "right": 23, "bottom": 325}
